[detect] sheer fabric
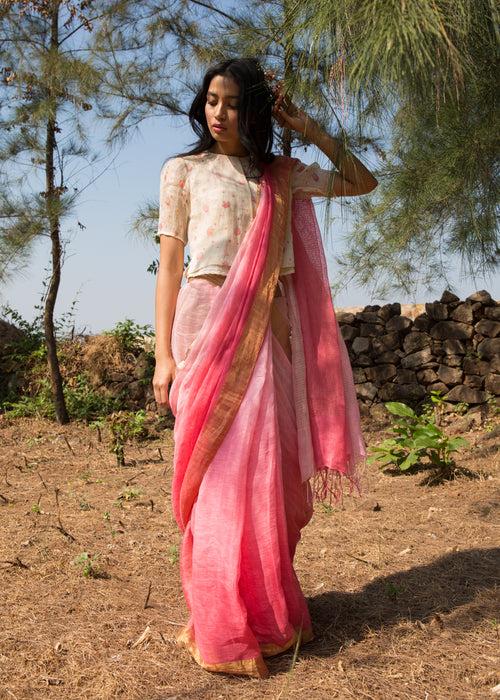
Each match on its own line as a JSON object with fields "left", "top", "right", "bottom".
{"left": 166, "top": 157, "right": 366, "bottom": 677}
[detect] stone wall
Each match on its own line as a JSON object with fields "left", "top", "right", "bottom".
{"left": 337, "top": 289, "right": 499, "bottom": 410}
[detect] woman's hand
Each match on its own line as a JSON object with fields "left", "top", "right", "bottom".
{"left": 153, "top": 356, "right": 177, "bottom": 410}
{"left": 272, "top": 95, "right": 316, "bottom": 138}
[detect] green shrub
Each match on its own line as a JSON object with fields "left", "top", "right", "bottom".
{"left": 104, "top": 319, "right": 154, "bottom": 354}
{"left": 107, "top": 409, "right": 148, "bottom": 466}
{"left": 2, "top": 373, "right": 126, "bottom": 421}
{"left": 368, "top": 401, "right": 469, "bottom": 476}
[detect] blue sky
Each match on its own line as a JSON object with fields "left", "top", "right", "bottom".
{"left": 1, "top": 113, "right": 498, "bottom": 335}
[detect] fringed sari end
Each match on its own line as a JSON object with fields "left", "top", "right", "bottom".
{"left": 312, "top": 456, "right": 366, "bottom": 506}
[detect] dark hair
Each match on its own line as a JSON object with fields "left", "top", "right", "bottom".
{"left": 176, "top": 57, "right": 276, "bottom": 172}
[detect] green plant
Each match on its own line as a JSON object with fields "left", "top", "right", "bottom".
{"left": 73, "top": 552, "right": 101, "bottom": 578}
{"left": 368, "top": 401, "right": 469, "bottom": 477}
{"left": 107, "top": 410, "right": 147, "bottom": 466}
{"left": 167, "top": 544, "right": 179, "bottom": 565}
{"left": 117, "top": 487, "right": 142, "bottom": 502}
{"left": 104, "top": 319, "right": 154, "bottom": 354}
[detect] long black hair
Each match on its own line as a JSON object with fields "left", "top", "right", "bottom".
{"left": 176, "top": 57, "right": 276, "bottom": 171}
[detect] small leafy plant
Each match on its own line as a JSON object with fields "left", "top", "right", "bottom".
{"left": 108, "top": 410, "right": 147, "bottom": 466}
{"left": 368, "top": 401, "right": 469, "bottom": 478}
{"left": 73, "top": 552, "right": 101, "bottom": 578}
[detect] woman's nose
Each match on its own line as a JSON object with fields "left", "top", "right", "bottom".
{"left": 214, "top": 103, "right": 226, "bottom": 120}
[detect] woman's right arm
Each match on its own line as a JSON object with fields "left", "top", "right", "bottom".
{"left": 153, "top": 236, "right": 184, "bottom": 409}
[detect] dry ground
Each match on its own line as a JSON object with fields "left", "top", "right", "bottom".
{"left": 0, "top": 413, "right": 498, "bottom": 700}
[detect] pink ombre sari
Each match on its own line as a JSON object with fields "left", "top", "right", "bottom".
{"left": 168, "top": 156, "right": 366, "bottom": 678}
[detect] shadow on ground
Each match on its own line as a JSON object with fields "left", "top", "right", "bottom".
{"left": 297, "top": 547, "right": 500, "bottom": 661}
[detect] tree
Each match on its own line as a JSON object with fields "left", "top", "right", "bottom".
{"left": 0, "top": 0, "right": 194, "bottom": 422}
{"left": 285, "top": 0, "right": 499, "bottom": 298}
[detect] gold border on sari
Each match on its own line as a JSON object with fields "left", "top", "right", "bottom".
{"left": 176, "top": 623, "right": 314, "bottom": 679}
{"left": 179, "top": 156, "right": 297, "bottom": 528}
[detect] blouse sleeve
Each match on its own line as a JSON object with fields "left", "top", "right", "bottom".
{"left": 157, "top": 157, "right": 189, "bottom": 245}
{"left": 291, "top": 159, "right": 337, "bottom": 199}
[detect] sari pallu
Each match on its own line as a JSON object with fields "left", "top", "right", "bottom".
{"left": 168, "top": 156, "right": 366, "bottom": 678}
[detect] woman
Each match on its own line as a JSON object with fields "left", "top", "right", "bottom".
{"left": 153, "top": 57, "right": 377, "bottom": 679}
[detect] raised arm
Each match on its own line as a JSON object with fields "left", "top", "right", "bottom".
{"left": 273, "top": 99, "right": 378, "bottom": 196}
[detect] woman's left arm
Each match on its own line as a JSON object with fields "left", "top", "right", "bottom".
{"left": 273, "top": 101, "right": 378, "bottom": 196}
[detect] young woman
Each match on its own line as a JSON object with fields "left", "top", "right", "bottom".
{"left": 153, "top": 57, "right": 377, "bottom": 679}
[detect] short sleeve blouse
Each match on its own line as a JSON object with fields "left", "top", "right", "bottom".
{"left": 157, "top": 151, "right": 336, "bottom": 278}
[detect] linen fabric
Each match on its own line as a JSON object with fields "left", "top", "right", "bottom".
{"left": 166, "top": 155, "right": 366, "bottom": 677}
{"left": 157, "top": 151, "right": 338, "bottom": 278}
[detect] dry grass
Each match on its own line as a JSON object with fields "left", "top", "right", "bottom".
{"left": 0, "top": 413, "right": 498, "bottom": 700}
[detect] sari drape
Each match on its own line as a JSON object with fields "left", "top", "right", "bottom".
{"left": 168, "top": 155, "right": 366, "bottom": 678}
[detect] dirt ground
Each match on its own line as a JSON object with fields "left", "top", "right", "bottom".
{"left": 0, "top": 412, "right": 498, "bottom": 700}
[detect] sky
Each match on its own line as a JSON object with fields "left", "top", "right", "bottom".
{"left": 1, "top": 113, "right": 498, "bottom": 335}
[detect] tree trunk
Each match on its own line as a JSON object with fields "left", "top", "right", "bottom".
{"left": 44, "top": 1, "right": 69, "bottom": 424}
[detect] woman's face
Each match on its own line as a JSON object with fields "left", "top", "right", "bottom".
{"left": 204, "top": 74, "right": 245, "bottom": 153}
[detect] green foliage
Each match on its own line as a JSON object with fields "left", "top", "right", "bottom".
{"left": 368, "top": 401, "right": 469, "bottom": 476}
{"left": 73, "top": 552, "right": 101, "bottom": 579}
{"left": 107, "top": 409, "right": 147, "bottom": 466}
{"left": 167, "top": 544, "right": 179, "bottom": 565}
{"left": 1, "top": 373, "right": 126, "bottom": 421}
{"left": 104, "top": 319, "right": 154, "bottom": 354}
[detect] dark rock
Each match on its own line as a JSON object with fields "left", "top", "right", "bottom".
{"left": 485, "top": 374, "right": 500, "bottom": 395}
{"left": 444, "top": 385, "right": 488, "bottom": 404}
{"left": 450, "top": 303, "right": 473, "bottom": 324}
{"left": 437, "top": 365, "right": 463, "bottom": 386}
{"left": 365, "top": 364, "right": 397, "bottom": 383}
{"left": 372, "top": 332, "right": 400, "bottom": 353}
{"left": 369, "top": 403, "right": 390, "bottom": 424}
{"left": 484, "top": 306, "right": 500, "bottom": 321}
{"left": 134, "top": 351, "right": 154, "bottom": 380}
{"left": 413, "top": 313, "right": 430, "bottom": 331}
{"left": 378, "top": 382, "right": 426, "bottom": 402}
{"left": 417, "top": 369, "right": 439, "bottom": 384}
{"left": 430, "top": 321, "right": 474, "bottom": 340}
{"left": 352, "top": 368, "right": 367, "bottom": 384}
{"left": 352, "top": 336, "right": 371, "bottom": 354}
{"left": 425, "top": 302, "right": 448, "bottom": 320}
{"left": 128, "top": 380, "right": 145, "bottom": 401}
{"left": 464, "top": 374, "right": 484, "bottom": 389}
{"left": 337, "top": 312, "right": 355, "bottom": 324}
{"left": 403, "top": 331, "right": 431, "bottom": 354}
{"left": 364, "top": 304, "right": 382, "bottom": 312}
{"left": 355, "top": 311, "right": 383, "bottom": 324}
{"left": 394, "top": 369, "right": 418, "bottom": 384}
{"left": 475, "top": 319, "right": 500, "bottom": 338}
{"left": 374, "top": 350, "right": 402, "bottom": 364}
{"left": 386, "top": 315, "right": 413, "bottom": 333}
{"left": 355, "top": 382, "right": 378, "bottom": 401}
{"left": 440, "top": 290, "right": 460, "bottom": 303}
{"left": 360, "top": 322, "right": 385, "bottom": 337}
{"left": 463, "top": 357, "right": 490, "bottom": 375}
{"left": 401, "top": 347, "right": 433, "bottom": 368}
{"left": 376, "top": 305, "right": 394, "bottom": 322}
{"left": 490, "top": 356, "right": 500, "bottom": 373}
{"left": 443, "top": 338, "right": 466, "bottom": 355}
{"left": 466, "top": 290, "right": 493, "bottom": 304}
{"left": 477, "top": 337, "right": 500, "bottom": 360}
{"left": 341, "top": 325, "right": 359, "bottom": 342}
{"left": 443, "top": 355, "right": 463, "bottom": 368}
{"left": 354, "top": 353, "right": 372, "bottom": 367}
{"left": 427, "top": 381, "right": 449, "bottom": 395}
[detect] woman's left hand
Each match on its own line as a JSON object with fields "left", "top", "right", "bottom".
{"left": 272, "top": 95, "right": 316, "bottom": 138}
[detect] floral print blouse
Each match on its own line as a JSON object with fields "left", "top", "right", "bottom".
{"left": 157, "top": 151, "right": 337, "bottom": 278}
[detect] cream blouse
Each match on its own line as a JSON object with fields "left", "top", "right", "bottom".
{"left": 157, "top": 150, "right": 336, "bottom": 278}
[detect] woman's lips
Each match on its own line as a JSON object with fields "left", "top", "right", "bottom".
{"left": 212, "top": 124, "right": 226, "bottom": 132}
